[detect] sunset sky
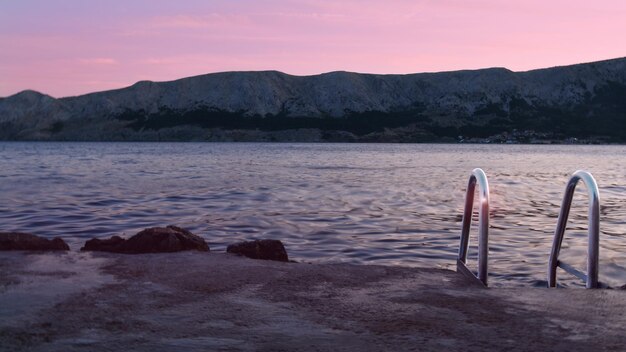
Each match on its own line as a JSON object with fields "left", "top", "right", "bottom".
{"left": 1, "top": 0, "right": 625, "bottom": 98}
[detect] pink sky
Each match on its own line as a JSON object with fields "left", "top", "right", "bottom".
{"left": 1, "top": 0, "right": 625, "bottom": 98}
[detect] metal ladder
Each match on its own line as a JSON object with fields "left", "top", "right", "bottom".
{"left": 456, "top": 169, "right": 603, "bottom": 289}
{"left": 457, "top": 168, "right": 490, "bottom": 286}
{"left": 548, "top": 170, "right": 601, "bottom": 288}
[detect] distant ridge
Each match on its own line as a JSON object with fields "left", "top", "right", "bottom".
{"left": 1, "top": 57, "right": 625, "bottom": 142}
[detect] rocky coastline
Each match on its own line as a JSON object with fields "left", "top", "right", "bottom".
{"left": 2, "top": 57, "right": 625, "bottom": 143}
{"left": 1, "top": 226, "right": 289, "bottom": 263}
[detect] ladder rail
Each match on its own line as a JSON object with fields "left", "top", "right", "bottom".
{"left": 547, "top": 170, "right": 600, "bottom": 288}
{"left": 458, "top": 168, "right": 490, "bottom": 286}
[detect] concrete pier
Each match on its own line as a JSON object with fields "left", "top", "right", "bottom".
{"left": 1, "top": 251, "right": 625, "bottom": 351}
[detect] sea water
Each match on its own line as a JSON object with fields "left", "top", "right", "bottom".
{"left": 1, "top": 142, "right": 625, "bottom": 287}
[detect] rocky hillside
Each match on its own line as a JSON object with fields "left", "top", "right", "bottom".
{"left": 1, "top": 57, "right": 625, "bottom": 142}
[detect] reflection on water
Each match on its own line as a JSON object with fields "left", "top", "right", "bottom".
{"left": 1, "top": 142, "right": 625, "bottom": 287}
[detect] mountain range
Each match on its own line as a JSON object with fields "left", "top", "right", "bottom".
{"left": 1, "top": 57, "right": 625, "bottom": 142}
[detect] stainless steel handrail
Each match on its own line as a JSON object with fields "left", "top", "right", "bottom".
{"left": 457, "top": 168, "right": 490, "bottom": 286}
{"left": 548, "top": 170, "right": 600, "bottom": 288}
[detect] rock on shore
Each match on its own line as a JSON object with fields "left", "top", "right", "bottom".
{"left": 81, "top": 225, "right": 209, "bottom": 253}
{"left": 0, "top": 232, "right": 69, "bottom": 251}
{"left": 226, "top": 239, "right": 289, "bottom": 262}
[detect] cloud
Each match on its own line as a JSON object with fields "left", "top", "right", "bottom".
{"left": 149, "top": 14, "right": 251, "bottom": 29}
{"left": 79, "top": 58, "right": 119, "bottom": 65}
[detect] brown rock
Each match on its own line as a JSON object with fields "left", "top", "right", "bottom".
{"left": 226, "top": 239, "right": 288, "bottom": 262}
{"left": 81, "top": 235, "right": 126, "bottom": 252}
{"left": 123, "top": 226, "right": 209, "bottom": 253}
{"left": 81, "top": 225, "right": 209, "bottom": 254}
{"left": 0, "top": 232, "right": 70, "bottom": 251}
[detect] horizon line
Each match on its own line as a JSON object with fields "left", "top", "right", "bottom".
{"left": 4, "top": 56, "right": 625, "bottom": 100}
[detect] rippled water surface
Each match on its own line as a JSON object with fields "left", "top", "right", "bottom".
{"left": 1, "top": 142, "right": 626, "bottom": 287}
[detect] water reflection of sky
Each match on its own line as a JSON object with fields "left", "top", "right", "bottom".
{"left": 1, "top": 142, "right": 625, "bottom": 288}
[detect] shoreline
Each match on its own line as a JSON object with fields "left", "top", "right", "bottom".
{"left": 1, "top": 251, "right": 625, "bottom": 351}
{"left": 0, "top": 137, "right": 622, "bottom": 144}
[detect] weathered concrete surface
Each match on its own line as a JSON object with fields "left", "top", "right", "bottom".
{"left": 0, "top": 251, "right": 625, "bottom": 351}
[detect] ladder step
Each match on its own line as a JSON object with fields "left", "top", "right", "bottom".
{"left": 557, "top": 260, "right": 588, "bottom": 282}
{"left": 457, "top": 259, "right": 486, "bottom": 286}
